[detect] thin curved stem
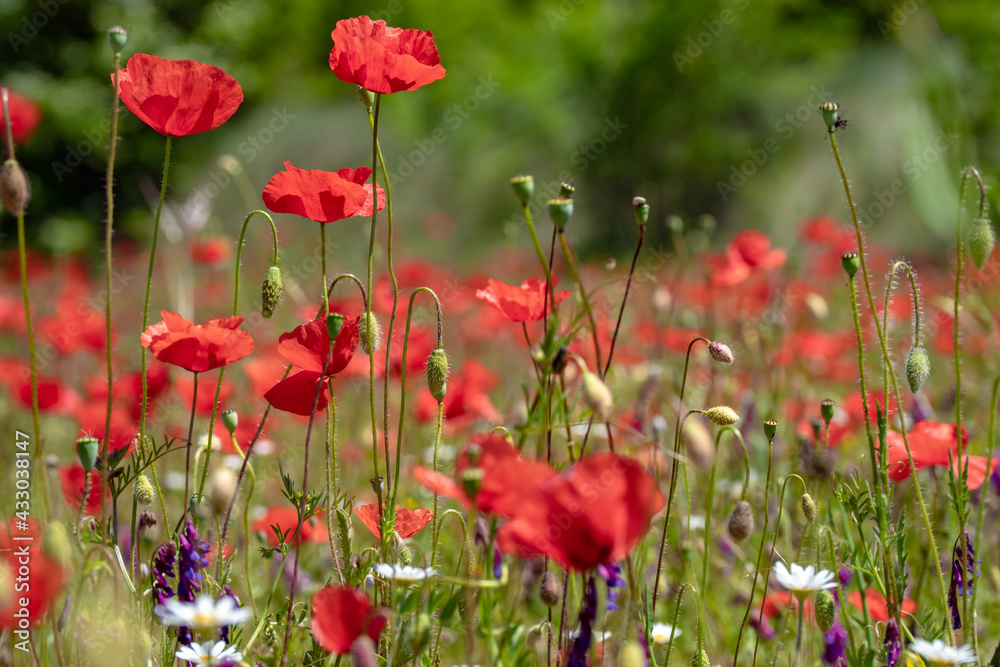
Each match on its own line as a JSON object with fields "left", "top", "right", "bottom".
{"left": 604, "top": 225, "right": 644, "bottom": 376}
{"left": 105, "top": 52, "right": 122, "bottom": 527}
{"left": 365, "top": 93, "right": 385, "bottom": 547}
{"left": 734, "top": 434, "right": 773, "bottom": 664}
{"left": 558, "top": 230, "right": 603, "bottom": 376}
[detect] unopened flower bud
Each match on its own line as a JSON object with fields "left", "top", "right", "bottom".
{"left": 841, "top": 251, "right": 860, "bottom": 278}
{"left": 559, "top": 181, "right": 575, "bottom": 198}
{"left": 814, "top": 589, "right": 836, "bottom": 633}
{"left": 43, "top": 522, "right": 71, "bottom": 567}
{"left": 218, "top": 154, "right": 242, "bottom": 175}
{"left": 461, "top": 467, "right": 484, "bottom": 500}
{"left": 905, "top": 346, "right": 930, "bottom": 393}
{"left": 727, "top": 500, "right": 755, "bottom": 542}
{"left": 207, "top": 467, "right": 236, "bottom": 515}
{"left": 708, "top": 341, "right": 734, "bottom": 364}
{"left": 632, "top": 197, "right": 649, "bottom": 226}
{"left": 691, "top": 649, "right": 711, "bottom": 667}
{"left": 138, "top": 510, "right": 157, "bottom": 531}
{"left": 619, "top": 641, "right": 646, "bottom": 667}
{"left": 763, "top": 418, "right": 778, "bottom": 441}
{"left": 801, "top": 493, "right": 817, "bottom": 523}
{"left": 547, "top": 197, "right": 574, "bottom": 230}
{"left": 819, "top": 100, "right": 840, "bottom": 131}
{"left": 0, "top": 160, "right": 31, "bottom": 215}
{"left": 221, "top": 409, "right": 238, "bottom": 434}
{"left": 397, "top": 540, "right": 412, "bottom": 565}
{"left": 425, "top": 347, "right": 448, "bottom": 402}
{"left": 76, "top": 436, "right": 100, "bottom": 473}
{"left": 108, "top": 25, "right": 128, "bottom": 54}
{"left": 581, "top": 371, "right": 613, "bottom": 421}
{"left": 820, "top": 398, "right": 835, "bottom": 423}
{"left": 133, "top": 474, "right": 156, "bottom": 507}
{"left": 540, "top": 571, "right": 562, "bottom": 607}
{"left": 261, "top": 265, "right": 282, "bottom": 318}
{"left": 327, "top": 312, "right": 344, "bottom": 339}
{"left": 704, "top": 405, "right": 740, "bottom": 426}
{"left": 357, "top": 87, "right": 373, "bottom": 112}
{"left": 350, "top": 635, "right": 377, "bottom": 667}
{"left": 510, "top": 175, "right": 534, "bottom": 206}
{"left": 359, "top": 310, "right": 381, "bottom": 355}
{"left": 970, "top": 217, "right": 995, "bottom": 271}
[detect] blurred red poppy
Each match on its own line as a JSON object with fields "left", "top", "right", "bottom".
{"left": 0, "top": 519, "right": 64, "bottom": 630}
{"left": 329, "top": 16, "right": 446, "bottom": 94}
{"left": 311, "top": 585, "right": 387, "bottom": 655}
{"left": 475, "top": 277, "right": 570, "bottom": 323}
{"left": 848, "top": 589, "right": 917, "bottom": 623}
{"left": 353, "top": 504, "right": 433, "bottom": 539}
{"left": 729, "top": 230, "right": 786, "bottom": 270}
{"left": 59, "top": 465, "right": 105, "bottom": 516}
{"left": 883, "top": 420, "right": 996, "bottom": 488}
{"left": 252, "top": 506, "right": 328, "bottom": 546}
{"left": 264, "top": 315, "right": 361, "bottom": 416}
{"left": 497, "top": 453, "right": 664, "bottom": 571}
{"left": 263, "top": 162, "right": 384, "bottom": 224}
{"left": 190, "top": 237, "right": 232, "bottom": 265}
{"left": 141, "top": 311, "right": 254, "bottom": 374}
{"left": 114, "top": 53, "right": 243, "bottom": 137}
{"left": 0, "top": 87, "right": 42, "bottom": 143}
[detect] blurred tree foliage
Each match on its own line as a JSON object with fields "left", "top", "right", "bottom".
{"left": 2, "top": 0, "right": 999, "bottom": 262}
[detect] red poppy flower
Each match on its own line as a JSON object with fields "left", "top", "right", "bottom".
{"left": 59, "top": 465, "right": 106, "bottom": 516}
{"left": 0, "top": 87, "right": 42, "bottom": 143}
{"left": 114, "top": 53, "right": 243, "bottom": 137}
{"left": 353, "top": 504, "right": 433, "bottom": 539}
{"left": 141, "top": 311, "right": 254, "bottom": 374}
{"left": 15, "top": 376, "right": 77, "bottom": 414}
{"left": 0, "top": 519, "right": 65, "bottom": 630}
{"left": 329, "top": 16, "right": 446, "bottom": 95}
{"left": 497, "top": 453, "right": 664, "bottom": 572}
{"left": 412, "top": 433, "right": 556, "bottom": 517}
{"left": 475, "top": 277, "right": 570, "bottom": 323}
{"left": 311, "top": 585, "right": 388, "bottom": 655}
{"left": 729, "top": 230, "right": 786, "bottom": 270}
{"left": 263, "top": 162, "right": 385, "bottom": 224}
{"left": 264, "top": 315, "right": 361, "bottom": 416}
{"left": 848, "top": 589, "right": 917, "bottom": 623}
{"left": 189, "top": 237, "right": 232, "bottom": 265}
{"left": 252, "top": 507, "right": 328, "bottom": 546}
{"left": 883, "top": 420, "right": 996, "bottom": 488}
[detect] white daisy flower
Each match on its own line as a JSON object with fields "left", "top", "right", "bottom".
{"left": 650, "top": 622, "right": 682, "bottom": 644}
{"left": 175, "top": 642, "right": 243, "bottom": 665}
{"left": 372, "top": 563, "right": 436, "bottom": 582}
{"left": 908, "top": 638, "right": 977, "bottom": 665}
{"left": 155, "top": 595, "right": 252, "bottom": 628}
{"left": 175, "top": 640, "right": 242, "bottom": 665}
{"left": 772, "top": 562, "right": 837, "bottom": 598}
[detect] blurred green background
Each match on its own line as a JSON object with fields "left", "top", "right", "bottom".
{"left": 2, "top": 0, "right": 1000, "bottom": 262}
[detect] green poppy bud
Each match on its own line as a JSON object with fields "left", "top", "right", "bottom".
{"left": 359, "top": 310, "right": 381, "bottom": 356}
{"left": 632, "top": 197, "right": 649, "bottom": 226}
{"left": 691, "top": 649, "right": 711, "bottom": 667}
{"left": 905, "top": 346, "right": 930, "bottom": 394}
{"left": 426, "top": 347, "right": 449, "bottom": 402}
{"left": 327, "top": 312, "right": 344, "bottom": 340}
{"left": 801, "top": 493, "right": 817, "bottom": 523}
{"left": 969, "top": 216, "right": 995, "bottom": 271}
{"left": 261, "top": 265, "right": 283, "bottom": 318}
{"left": 76, "top": 436, "right": 100, "bottom": 473}
{"left": 704, "top": 405, "right": 740, "bottom": 426}
{"left": 133, "top": 474, "right": 156, "bottom": 507}
{"left": 0, "top": 160, "right": 31, "bottom": 215}
{"left": 727, "top": 500, "right": 755, "bottom": 542}
{"left": 547, "top": 197, "right": 574, "bottom": 230}
{"left": 814, "top": 589, "right": 836, "bottom": 633}
{"left": 510, "top": 175, "right": 534, "bottom": 206}
{"left": 540, "top": 571, "right": 562, "bottom": 607}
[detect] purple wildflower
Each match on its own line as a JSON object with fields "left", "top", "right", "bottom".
{"left": 177, "top": 519, "right": 210, "bottom": 645}
{"left": 948, "top": 531, "right": 979, "bottom": 630}
{"left": 597, "top": 562, "right": 626, "bottom": 612}
{"left": 822, "top": 622, "right": 847, "bottom": 664}
{"left": 883, "top": 617, "right": 901, "bottom": 667}
{"left": 567, "top": 576, "right": 597, "bottom": 667}
{"left": 150, "top": 541, "right": 177, "bottom": 606}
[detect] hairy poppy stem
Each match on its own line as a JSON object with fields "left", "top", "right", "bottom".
{"left": 181, "top": 371, "right": 198, "bottom": 522}
{"left": 230, "top": 434, "right": 259, "bottom": 618}
{"left": 604, "top": 224, "right": 644, "bottom": 377}
{"left": 557, "top": 230, "right": 603, "bottom": 376}
{"left": 105, "top": 52, "right": 122, "bottom": 534}
{"left": 365, "top": 93, "right": 385, "bottom": 546}
{"left": 734, "top": 432, "right": 773, "bottom": 664}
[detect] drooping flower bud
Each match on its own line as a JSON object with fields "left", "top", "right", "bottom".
{"left": 108, "top": 25, "right": 128, "bottom": 54}
{"left": 359, "top": 310, "right": 381, "bottom": 355}
{"left": 425, "top": 347, "right": 448, "bottom": 402}
{"left": 820, "top": 398, "right": 835, "bottom": 423}
{"left": 0, "top": 160, "right": 31, "bottom": 215}
{"left": 510, "top": 175, "right": 534, "bottom": 206}
{"left": 581, "top": 371, "right": 613, "bottom": 421}
{"left": 841, "top": 251, "right": 860, "bottom": 278}
{"left": 632, "top": 197, "right": 649, "bottom": 226}
{"left": 819, "top": 100, "right": 840, "bottom": 131}
{"left": 691, "top": 649, "right": 711, "bottom": 667}
{"left": 76, "top": 436, "right": 100, "bottom": 473}
{"left": 547, "top": 197, "right": 574, "bottom": 230}
{"left": 704, "top": 405, "right": 740, "bottom": 426}
{"left": 539, "top": 571, "right": 562, "bottom": 607}
{"left": 801, "top": 493, "right": 818, "bottom": 523}
{"left": 814, "top": 589, "right": 836, "bottom": 633}
{"left": 763, "top": 418, "right": 778, "bottom": 441}
{"left": 969, "top": 217, "right": 995, "bottom": 270}
{"left": 134, "top": 474, "right": 156, "bottom": 507}
{"left": 221, "top": 409, "right": 238, "bottom": 434}
{"left": 905, "top": 346, "right": 930, "bottom": 393}
{"left": 727, "top": 500, "right": 755, "bottom": 542}
{"left": 708, "top": 341, "right": 735, "bottom": 364}
{"left": 261, "top": 265, "right": 282, "bottom": 318}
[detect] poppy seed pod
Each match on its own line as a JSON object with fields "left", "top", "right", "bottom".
{"left": 582, "top": 371, "right": 613, "bottom": 421}
{"left": 763, "top": 418, "right": 778, "bottom": 441}
{"left": 359, "top": 311, "right": 381, "bottom": 355}
{"left": 133, "top": 474, "right": 156, "bottom": 507}
{"left": 708, "top": 341, "right": 735, "bottom": 364}
{"left": 820, "top": 398, "right": 835, "bottom": 423}
{"left": 905, "top": 346, "right": 930, "bottom": 394}
{"left": 704, "top": 405, "right": 740, "bottom": 426}
{"left": 691, "top": 649, "right": 711, "bottom": 667}
{"left": 108, "top": 25, "right": 128, "bottom": 54}
{"left": 841, "top": 251, "right": 860, "bottom": 278}
{"left": 819, "top": 100, "right": 839, "bottom": 131}
{"left": 814, "top": 589, "right": 836, "bottom": 633}
{"left": 261, "top": 265, "right": 283, "bottom": 318}
{"left": 810, "top": 417, "right": 824, "bottom": 440}
{"left": 510, "top": 175, "right": 534, "bottom": 206}
{"left": 727, "top": 500, "right": 755, "bottom": 542}
{"left": 426, "top": 347, "right": 449, "bottom": 402}
{"left": 221, "top": 409, "right": 238, "bottom": 434}
{"left": 76, "top": 436, "right": 100, "bottom": 473}
{"left": 559, "top": 181, "right": 575, "bottom": 198}
{"left": 461, "top": 467, "right": 484, "bottom": 500}
{"left": 547, "top": 197, "right": 574, "bottom": 230}
{"left": 801, "top": 493, "right": 817, "bottom": 523}
{"left": 969, "top": 217, "right": 995, "bottom": 270}
{"left": 539, "top": 571, "right": 562, "bottom": 607}
{"left": 327, "top": 311, "right": 344, "bottom": 339}
{"left": 0, "top": 159, "right": 31, "bottom": 215}
{"left": 632, "top": 197, "right": 649, "bottom": 226}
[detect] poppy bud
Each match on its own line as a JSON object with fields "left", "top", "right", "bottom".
{"left": 43, "top": 522, "right": 71, "bottom": 568}
{"left": 510, "top": 175, "right": 534, "bottom": 206}
{"left": 336, "top": 509, "right": 351, "bottom": 561}
{"left": 683, "top": 418, "right": 713, "bottom": 468}
{"left": 221, "top": 409, "right": 238, "bottom": 434}
{"left": 650, "top": 413, "right": 668, "bottom": 443}
{"left": 540, "top": 571, "right": 562, "bottom": 607}
{"left": 905, "top": 346, "right": 930, "bottom": 393}
{"left": 801, "top": 493, "right": 817, "bottom": 523}
{"left": 619, "top": 641, "right": 646, "bottom": 667}
{"left": 763, "top": 418, "right": 778, "bottom": 441}
{"left": 76, "top": 436, "right": 100, "bottom": 473}
{"left": 841, "top": 251, "right": 860, "bottom": 278}
{"left": 327, "top": 312, "right": 344, "bottom": 339}
{"left": 814, "top": 589, "right": 835, "bottom": 633}
{"left": 727, "top": 500, "right": 755, "bottom": 542}
{"left": 582, "top": 371, "right": 613, "bottom": 421}
{"left": 704, "top": 405, "right": 740, "bottom": 426}
{"left": 810, "top": 417, "right": 824, "bottom": 440}
{"left": 133, "top": 474, "right": 156, "bottom": 507}
{"left": 397, "top": 540, "right": 412, "bottom": 565}
{"left": 108, "top": 25, "right": 128, "bottom": 54}
{"left": 691, "top": 649, "right": 711, "bottom": 667}
{"left": 350, "top": 635, "right": 377, "bottom": 667}
{"left": 969, "top": 217, "right": 995, "bottom": 270}
{"left": 667, "top": 215, "right": 685, "bottom": 234}
{"left": 0, "top": 159, "right": 31, "bottom": 215}
{"left": 820, "top": 398, "right": 835, "bottom": 423}
{"left": 207, "top": 467, "right": 236, "bottom": 515}
{"left": 425, "top": 347, "right": 449, "bottom": 402}
{"left": 632, "top": 197, "right": 649, "bottom": 226}
{"left": 559, "top": 181, "right": 575, "bottom": 198}
{"left": 819, "top": 100, "right": 840, "bottom": 131}
{"left": 547, "top": 197, "right": 574, "bottom": 230}
{"left": 261, "top": 265, "right": 282, "bottom": 318}
{"left": 466, "top": 442, "right": 483, "bottom": 465}
{"left": 369, "top": 476, "right": 384, "bottom": 496}
{"left": 708, "top": 341, "right": 735, "bottom": 364}
{"left": 461, "top": 466, "right": 484, "bottom": 500}
{"left": 359, "top": 310, "right": 381, "bottom": 355}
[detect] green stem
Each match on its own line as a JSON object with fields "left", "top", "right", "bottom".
{"left": 231, "top": 434, "right": 258, "bottom": 619}
{"left": 793, "top": 599, "right": 804, "bottom": 667}
{"left": 557, "top": 230, "right": 603, "bottom": 375}
{"left": 734, "top": 434, "right": 773, "bottom": 664}
{"left": 325, "top": 390, "right": 346, "bottom": 583}
{"left": 970, "top": 373, "right": 1000, "bottom": 659}
{"left": 365, "top": 93, "right": 385, "bottom": 547}
{"left": 104, "top": 51, "right": 122, "bottom": 527}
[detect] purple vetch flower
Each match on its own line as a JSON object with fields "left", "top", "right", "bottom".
{"left": 597, "top": 562, "right": 626, "bottom": 612}
{"left": 567, "top": 576, "right": 597, "bottom": 667}
{"left": 883, "top": 617, "right": 901, "bottom": 667}
{"left": 636, "top": 621, "right": 651, "bottom": 666}
{"left": 218, "top": 584, "right": 239, "bottom": 643}
{"left": 948, "top": 531, "right": 979, "bottom": 630}
{"left": 177, "top": 519, "right": 210, "bottom": 645}
{"left": 822, "top": 622, "right": 847, "bottom": 664}
{"left": 151, "top": 541, "right": 177, "bottom": 606}
{"left": 749, "top": 612, "right": 776, "bottom": 641}
{"left": 837, "top": 565, "right": 853, "bottom": 590}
